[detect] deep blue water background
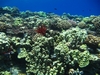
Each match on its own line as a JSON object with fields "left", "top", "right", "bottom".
{"left": 0, "top": 0, "right": 100, "bottom": 16}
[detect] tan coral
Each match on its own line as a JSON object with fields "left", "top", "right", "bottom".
{"left": 77, "top": 21, "right": 86, "bottom": 28}
{"left": 85, "top": 34, "right": 100, "bottom": 45}
{"left": 92, "top": 16, "right": 100, "bottom": 28}
{"left": 85, "top": 34, "right": 100, "bottom": 48}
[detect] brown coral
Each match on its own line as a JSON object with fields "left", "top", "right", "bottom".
{"left": 50, "top": 19, "right": 72, "bottom": 31}
{"left": 85, "top": 34, "right": 100, "bottom": 45}
{"left": 92, "top": 16, "right": 100, "bottom": 35}
{"left": 92, "top": 16, "right": 100, "bottom": 28}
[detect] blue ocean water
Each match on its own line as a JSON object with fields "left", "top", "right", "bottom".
{"left": 0, "top": 0, "right": 100, "bottom": 16}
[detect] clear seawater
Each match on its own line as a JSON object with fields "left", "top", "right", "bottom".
{"left": 0, "top": 0, "right": 100, "bottom": 16}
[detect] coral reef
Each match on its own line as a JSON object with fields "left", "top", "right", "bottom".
{"left": 0, "top": 6, "right": 100, "bottom": 75}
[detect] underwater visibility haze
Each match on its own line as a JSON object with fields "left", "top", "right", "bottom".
{"left": 0, "top": 0, "right": 100, "bottom": 16}
{"left": 0, "top": 0, "right": 100, "bottom": 75}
